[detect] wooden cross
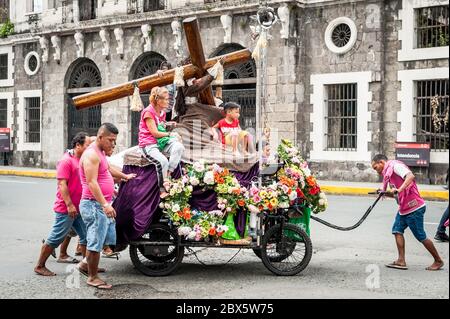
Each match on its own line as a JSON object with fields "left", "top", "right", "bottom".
{"left": 72, "top": 17, "right": 252, "bottom": 110}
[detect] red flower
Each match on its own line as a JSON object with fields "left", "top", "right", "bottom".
{"left": 237, "top": 199, "right": 245, "bottom": 207}
{"left": 309, "top": 186, "right": 320, "bottom": 195}
{"left": 296, "top": 188, "right": 305, "bottom": 198}
{"left": 209, "top": 228, "right": 217, "bottom": 236}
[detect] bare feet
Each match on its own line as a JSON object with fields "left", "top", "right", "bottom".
{"left": 34, "top": 266, "right": 56, "bottom": 276}
{"left": 78, "top": 261, "right": 106, "bottom": 274}
{"left": 426, "top": 260, "right": 444, "bottom": 271}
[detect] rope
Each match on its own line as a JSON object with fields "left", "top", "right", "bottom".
{"left": 295, "top": 192, "right": 384, "bottom": 231}
{"left": 186, "top": 247, "right": 242, "bottom": 267}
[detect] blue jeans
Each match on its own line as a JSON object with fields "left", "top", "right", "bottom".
{"left": 437, "top": 206, "right": 449, "bottom": 234}
{"left": 79, "top": 199, "right": 116, "bottom": 253}
{"left": 392, "top": 206, "right": 427, "bottom": 242}
{"left": 46, "top": 212, "right": 87, "bottom": 249}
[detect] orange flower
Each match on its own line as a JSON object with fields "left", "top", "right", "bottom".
{"left": 268, "top": 203, "right": 274, "bottom": 210}
{"left": 209, "top": 228, "right": 217, "bottom": 236}
{"left": 306, "top": 176, "right": 316, "bottom": 187}
{"left": 233, "top": 189, "right": 241, "bottom": 195}
{"left": 237, "top": 199, "right": 245, "bottom": 207}
{"left": 258, "top": 205, "right": 264, "bottom": 211}
{"left": 223, "top": 168, "right": 230, "bottom": 175}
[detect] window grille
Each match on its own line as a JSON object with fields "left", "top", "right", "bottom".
{"left": 0, "top": 99, "right": 7, "bottom": 128}
{"left": 415, "top": 5, "right": 449, "bottom": 48}
{"left": 0, "top": 54, "right": 8, "bottom": 80}
{"left": 25, "top": 97, "right": 40, "bottom": 143}
{"left": 415, "top": 79, "right": 449, "bottom": 151}
{"left": 325, "top": 83, "right": 357, "bottom": 151}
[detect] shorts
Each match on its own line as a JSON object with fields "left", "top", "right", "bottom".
{"left": 46, "top": 212, "right": 87, "bottom": 249}
{"left": 79, "top": 199, "right": 116, "bottom": 253}
{"left": 392, "top": 206, "right": 427, "bottom": 242}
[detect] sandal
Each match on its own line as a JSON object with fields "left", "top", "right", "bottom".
{"left": 57, "top": 256, "right": 80, "bottom": 264}
{"left": 385, "top": 261, "right": 408, "bottom": 270}
{"left": 87, "top": 280, "right": 112, "bottom": 290}
{"left": 101, "top": 251, "right": 120, "bottom": 259}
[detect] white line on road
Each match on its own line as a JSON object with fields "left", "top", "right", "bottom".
{"left": 0, "top": 179, "right": 38, "bottom": 184}
{"left": 425, "top": 222, "right": 439, "bottom": 225}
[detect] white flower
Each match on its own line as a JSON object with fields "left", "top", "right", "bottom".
{"left": 182, "top": 175, "right": 189, "bottom": 184}
{"left": 281, "top": 185, "right": 290, "bottom": 194}
{"left": 187, "top": 231, "right": 197, "bottom": 240}
{"left": 212, "top": 164, "right": 222, "bottom": 173}
{"left": 289, "top": 191, "right": 298, "bottom": 201}
{"left": 187, "top": 185, "right": 193, "bottom": 192}
{"left": 218, "top": 203, "right": 226, "bottom": 210}
{"left": 222, "top": 199, "right": 227, "bottom": 204}
{"left": 216, "top": 225, "right": 229, "bottom": 233}
{"left": 319, "top": 192, "right": 326, "bottom": 199}
{"left": 318, "top": 199, "right": 325, "bottom": 206}
{"left": 172, "top": 204, "right": 181, "bottom": 212}
{"left": 193, "top": 161, "right": 205, "bottom": 173}
{"left": 226, "top": 207, "right": 232, "bottom": 212}
{"left": 248, "top": 204, "right": 260, "bottom": 214}
{"left": 164, "top": 203, "right": 171, "bottom": 210}
{"left": 204, "top": 171, "right": 215, "bottom": 185}
{"left": 159, "top": 202, "right": 165, "bottom": 209}
{"left": 292, "top": 156, "right": 300, "bottom": 164}
{"left": 178, "top": 226, "right": 192, "bottom": 236}
{"left": 279, "top": 202, "right": 290, "bottom": 208}
{"left": 169, "top": 189, "right": 176, "bottom": 196}
{"left": 190, "top": 176, "right": 200, "bottom": 186}
{"left": 302, "top": 168, "right": 311, "bottom": 177}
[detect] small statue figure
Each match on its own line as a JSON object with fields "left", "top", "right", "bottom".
{"left": 278, "top": 3, "right": 290, "bottom": 39}
{"left": 51, "top": 35, "right": 61, "bottom": 63}
{"left": 99, "top": 28, "right": 110, "bottom": 58}
{"left": 171, "top": 20, "right": 182, "bottom": 57}
{"left": 74, "top": 31, "right": 84, "bottom": 58}
{"left": 114, "top": 27, "right": 124, "bottom": 58}
{"left": 141, "top": 24, "right": 152, "bottom": 52}
{"left": 39, "top": 36, "right": 49, "bottom": 63}
{"left": 220, "top": 14, "right": 233, "bottom": 43}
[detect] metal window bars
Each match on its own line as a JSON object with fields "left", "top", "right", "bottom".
{"left": 128, "top": 0, "right": 166, "bottom": 14}
{"left": 0, "top": 99, "right": 7, "bottom": 128}
{"left": 325, "top": 83, "right": 357, "bottom": 151}
{"left": 0, "top": 54, "right": 8, "bottom": 80}
{"left": 415, "top": 79, "right": 449, "bottom": 151}
{"left": 25, "top": 97, "right": 41, "bottom": 143}
{"left": 415, "top": 5, "right": 449, "bottom": 48}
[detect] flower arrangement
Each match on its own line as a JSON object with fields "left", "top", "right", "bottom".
{"left": 277, "top": 139, "right": 328, "bottom": 213}
{"left": 160, "top": 139, "right": 328, "bottom": 242}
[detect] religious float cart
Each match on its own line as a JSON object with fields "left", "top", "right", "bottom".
{"left": 70, "top": 6, "right": 340, "bottom": 276}
{"left": 107, "top": 139, "right": 327, "bottom": 276}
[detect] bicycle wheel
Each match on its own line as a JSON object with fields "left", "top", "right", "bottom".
{"left": 129, "top": 224, "right": 184, "bottom": 276}
{"left": 260, "top": 223, "right": 312, "bottom": 276}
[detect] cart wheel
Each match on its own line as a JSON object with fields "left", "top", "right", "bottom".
{"left": 129, "top": 224, "right": 184, "bottom": 276}
{"left": 260, "top": 223, "right": 312, "bottom": 276}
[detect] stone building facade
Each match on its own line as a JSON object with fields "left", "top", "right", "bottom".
{"left": 0, "top": 0, "right": 448, "bottom": 183}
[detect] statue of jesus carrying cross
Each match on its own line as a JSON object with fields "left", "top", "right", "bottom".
{"left": 73, "top": 17, "right": 258, "bottom": 172}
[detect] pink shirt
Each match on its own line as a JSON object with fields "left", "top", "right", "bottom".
{"left": 382, "top": 160, "right": 426, "bottom": 215}
{"left": 80, "top": 144, "right": 115, "bottom": 203}
{"left": 53, "top": 152, "right": 82, "bottom": 214}
{"left": 138, "top": 105, "right": 166, "bottom": 147}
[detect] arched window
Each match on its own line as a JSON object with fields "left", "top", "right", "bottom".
{"left": 66, "top": 58, "right": 102, "bottom": 148}
{"left": 129, "top": 52, "right": 167, "bottom": 146}
{"left": 210, "top": 43, "right": 257, "bottom": 129}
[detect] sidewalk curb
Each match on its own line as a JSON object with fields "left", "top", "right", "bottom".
{"left": 0, "top": 169, "right": 56, "bottom": 179}
{"left": 321, "top": 185, "right": 449, "bottom": 201}
{"left": 1, "top": 169, "right": 448, "bottom": 201}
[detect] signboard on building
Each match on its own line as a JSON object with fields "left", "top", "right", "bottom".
{"left": 395, "top": 142, "right": 430, "bottom": 167}
{"left": 0, "top": 128, "right": 11, "bottom": 152}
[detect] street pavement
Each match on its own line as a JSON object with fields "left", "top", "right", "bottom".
{"left": 0, "top": 175, "right": 448, "bottom": 299}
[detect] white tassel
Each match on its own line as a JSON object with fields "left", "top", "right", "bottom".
{"left": 130, "top": 83, "right": 144, "bottom": 112}
{"left": 251, "top": 31, "right": 267, "bottom": 62}
{"left": 215, "top": 62, "right": 224, "bottom": 86}
{"left": 173, "top": 66, "right": 185, "bottom": 87}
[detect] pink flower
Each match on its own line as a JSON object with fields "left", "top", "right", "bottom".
{"left": 252, "top": 195, "right": 262, "bottom": 203}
